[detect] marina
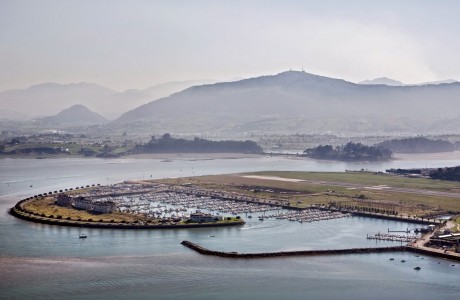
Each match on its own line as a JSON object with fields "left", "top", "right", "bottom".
{"left": 367, "top": 232, "right": 417, "bottom": 243}
{"left": 58, "top": 181, "right": 352, "bottom": 224}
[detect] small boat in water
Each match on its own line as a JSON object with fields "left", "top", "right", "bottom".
{"left": 79, "top": 227, "right": 87, "bottom": 238}
{"left": 414, "top": 266, "right": 421, "bottom": 271}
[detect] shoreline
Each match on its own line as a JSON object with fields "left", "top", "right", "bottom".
{"left": 2, "top": 150, "right": 460, "bottom": 163}
{"left": 9, "top": 205, "right": 245, "bottom": 229}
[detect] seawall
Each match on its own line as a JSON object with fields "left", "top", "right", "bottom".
{"left": 181, "top": 240, "right": 406, "bottom": 258}
{"left": 9, "top": 206, "right": 244, "bottom": 230}
{"left": 181, "top": 240, "right": 460, "bottom": 261}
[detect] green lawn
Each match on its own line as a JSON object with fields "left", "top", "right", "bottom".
{"left": 250, "top": 171, "right": 460, "bottom": 192}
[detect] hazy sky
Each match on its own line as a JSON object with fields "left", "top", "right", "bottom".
{"left": 1, "top": 0, "right": 459, "bottom": 91}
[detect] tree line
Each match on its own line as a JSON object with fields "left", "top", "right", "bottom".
{"left": 134, "top": 133, "right": 263, "bottom": 153}
{"left": 377, "top": 136, "right": 454, "bottom": 153}
{"left": 302, "top": 142, "right": 392, "bottom": 161}
{"left": 429, "top": 166, "right": 460, "bottom": 181}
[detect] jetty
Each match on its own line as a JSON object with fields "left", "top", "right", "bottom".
{"left": 181, "top": 240, "right": 460, "bottom": 261}
{"left": 181, "top": 240, "right": 406, "bottom": 258}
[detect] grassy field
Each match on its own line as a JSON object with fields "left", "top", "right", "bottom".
{"left": 23, "top": 197, "right": 149, "bottom": 223}
{"left": 251, "top": 171, "right": 460, "bottom": 192}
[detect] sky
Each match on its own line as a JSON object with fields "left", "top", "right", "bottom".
{"left": 1, "top": 0, "right": 459, "bottom": 91}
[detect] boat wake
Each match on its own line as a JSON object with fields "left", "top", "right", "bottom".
{"left": 239, "top": 223, "right": 281, "bottom": 230}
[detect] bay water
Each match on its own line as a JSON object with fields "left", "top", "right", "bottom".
{"left": 0, "top": 156, "right": 459, "bottom": 299}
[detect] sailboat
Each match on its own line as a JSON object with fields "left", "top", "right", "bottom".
{"left": 79, "top": 227, "right": 87, "bottom": 239}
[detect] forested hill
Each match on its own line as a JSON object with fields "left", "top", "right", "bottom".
{"left": 377, "top": 137, "right": 454, "bottom": 153}
{"left": 303, "top": 142, "right": 393, "bottom": 161}
{"left": 134, "top": 134, "right": 263, "bottom": 153}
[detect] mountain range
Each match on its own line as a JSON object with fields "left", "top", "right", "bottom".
{"left": 2, "top": 71, "right": 460, "bottom": 135}
{"left": 113, "top": 71, "right": 460, "bottom": 134}
{"left": 0, "top": 79, "right": 215, "bottom": 120}
{"left": 358, "top": 77, "right": 457, "bottom": 86}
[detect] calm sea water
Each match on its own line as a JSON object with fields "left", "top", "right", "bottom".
{"left": 0, "top": 156, "right": 459, "bottom": 299}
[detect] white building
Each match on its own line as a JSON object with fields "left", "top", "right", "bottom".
{"left": 73, "top": 197, "right": 92, "bottom": 210}
{"left": 190, "top": 212, "right": 220, "bottom": 223}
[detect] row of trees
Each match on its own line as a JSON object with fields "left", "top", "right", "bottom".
{"left": 429, "top": 166, "right": 460, "bottom": 181}
{"left": 135, "top": 133, "right": 263, "bottom": 154}
{"left": 303, "top": 142, "right": 392, "bottom": 161}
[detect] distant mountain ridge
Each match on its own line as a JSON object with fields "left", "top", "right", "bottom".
{"left": 0, "top": 79, "right": 215, "bottom": 120}
{"left": 114, "top": 70, "right": 460, "bottom": 134}
{"left": 358, "top": 77, "right": 458, "bottom": 86}
{"left": 39, "top": 104, "right": 108, "bottom": 125}
{"left": 358, "top": 77, "right": 403, "bottom": 86}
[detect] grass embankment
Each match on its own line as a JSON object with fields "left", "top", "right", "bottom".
{"left": 156, "top": 171, "right": 460, "bottom": 217}
{"left": 23, "top": 197, "right": 152, "bottom": 223}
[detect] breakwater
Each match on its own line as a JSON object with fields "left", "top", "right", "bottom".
{"left": 181, "top": 241, "right": 460, "bottom": 261}
{"left": 181, "top": 240, "right": 406, "bottom": 258}
{"left": 351, "top": 211, "right": 442, "bottom": 225}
